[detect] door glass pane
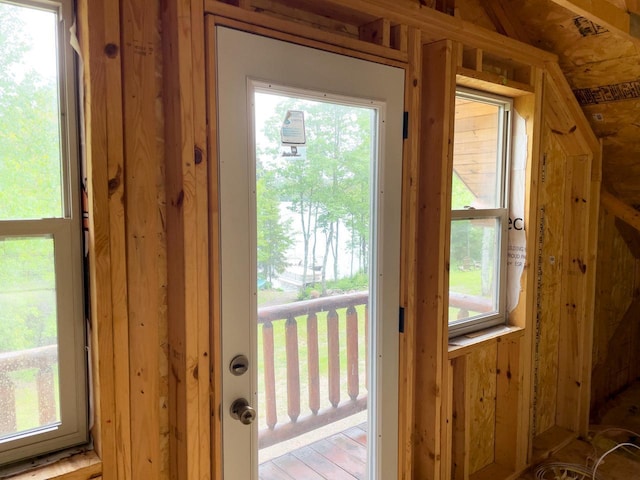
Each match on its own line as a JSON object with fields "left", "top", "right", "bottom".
{"left": 0, "top": 3, "right": 63, "bottom": 220}
{"left": 0, "top": 236, "right": 60, "bottom": 438}
{"left": 449, "top": 218, "right": 500, "bottom": 323}
{"left": 254, "top": 90, "right": 374, "bottom": 477}
{"left": 452, "top": 96, "right": 502, "bottom": 210}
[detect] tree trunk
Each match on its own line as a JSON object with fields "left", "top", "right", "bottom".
{"left": 321, "top": 223, "right": 334, "bottom": 295}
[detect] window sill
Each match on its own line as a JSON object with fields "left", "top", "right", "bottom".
{"left": 448, "top": 324, "right": 524, "bottom": 359}
{"left": 1, "top": 450, "right": 101, "bottom": 480}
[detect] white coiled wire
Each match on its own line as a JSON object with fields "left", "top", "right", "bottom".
{"left": 534, "top": 427, "right": 640, "bottom": 479}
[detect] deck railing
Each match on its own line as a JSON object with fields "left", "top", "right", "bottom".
{"left": 257, "top": 289, "right": 492, "bottom": 448}
{"left": 0, "top": 344, "right": 58, "bottom": 436}
{"left": 257, "top": 291, "right": 369, "bottom": 448}
{"left": 0, "top": 293, "right": 489, "bottom": 445}
{"left": 449, "top": 291, "right": 493, "bottom": 320}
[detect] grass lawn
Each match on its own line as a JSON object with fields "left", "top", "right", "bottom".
{"left": 449, "top": 269, "right": 482, "bottom": 295}
{"left": 6, "top": 366, "right": 60, "bottom": 433}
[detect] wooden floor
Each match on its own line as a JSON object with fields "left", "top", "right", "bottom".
{"left": 259, "top": 383, "right": 640, "bottom": 480}
{"left": 259, "top": 423, "right": 367, "bottom": 480}
{"left": 518, "top": 381, "right": 640, "bottom": 480}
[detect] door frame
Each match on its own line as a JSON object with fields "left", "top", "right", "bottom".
{"left": 207, "top": 18, "right": 408, "bottom": 480}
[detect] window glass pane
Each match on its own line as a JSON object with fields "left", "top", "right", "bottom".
{"left": 452, "top": 96, "right": 501, "bottom": 210}
{"left": 0, "top": 3, "right": 63, "bottom": 220}
{"left": 449, "top": 218, "right": 499, "bottom": 323}
{"left": 0, "top": 236, "right": 60, "bottom": 438}
{"left": 254, "top": 90, "right": 375, "bottom": 465}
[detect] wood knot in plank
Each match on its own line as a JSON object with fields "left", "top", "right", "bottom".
{"left": 108, "top": 165, "right": 122, "bottom": 196}
{"left": 575, "top": 258, "right": 587, "bottom": 274}
{"left": 104, "top": 43, "right": 119, "bottom": 58}
{"left": 195, "top": 146, "right": 204, "bottom": 165}
{"left": 172, "top": 189, "right": 184, "bottom": 208}
{"left": 551, "top": 125, "right": 577, "bottom": 135}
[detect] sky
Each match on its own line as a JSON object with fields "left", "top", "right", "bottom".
{"left": 6, "top": 1, "right": 58, "bottom": 81}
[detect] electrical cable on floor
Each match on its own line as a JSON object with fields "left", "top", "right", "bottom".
{"left": 533, "top": 427, "right": 640, "bottom": 479}
{"left": 588, "top": 427, "right": 640, "bottom": 467}
{"left": 591, "top": 442, "right": 640, "bottom": 478}
{"left": 534, "top": 461, "right": 602, "bottom": 479}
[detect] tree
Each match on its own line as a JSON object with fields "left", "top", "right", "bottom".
{"left": 259, "top": 95, "right": 373, "bottom": 294}
{"left": 256, "top": 168, "right": 293, "bottom": 284}
{"left": 449, "top": 172, "right": 478, "bottom": 269}
{"left": 261, "top": 97, "right": 322, "bottom": 289}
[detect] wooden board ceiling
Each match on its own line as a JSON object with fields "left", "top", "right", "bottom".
{"left": 454, "top": 98, "right": 500, "bottom": 204}
{"left": 457, "top": 0, "right": 640, "bottom": 207}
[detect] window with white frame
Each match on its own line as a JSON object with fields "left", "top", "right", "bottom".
{"left": 0, "top": 0, "right": 87, "bottom": 466}
{"left": 448, "top": 89, "right": 512, "bottom": 337}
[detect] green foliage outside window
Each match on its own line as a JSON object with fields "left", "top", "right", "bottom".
{"left": 0, "top": 4, "right": 61, "bottom": 354}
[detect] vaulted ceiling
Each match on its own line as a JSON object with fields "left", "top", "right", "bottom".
{"left": 457, "top": 0, "right": 640, "bottom": 208}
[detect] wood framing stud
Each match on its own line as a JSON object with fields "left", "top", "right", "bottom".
{"left": 359, "top": 18, "right": 391, "bottom": 46}
{"left": 549, "top": 0, "right": 636, "bottom": 41}
{"left": 601, "top": 190, "right": 640, "bottom": 233}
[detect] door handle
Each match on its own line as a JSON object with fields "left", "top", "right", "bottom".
{"left": 230, "top": 398, "right": 256, "bottom": 425}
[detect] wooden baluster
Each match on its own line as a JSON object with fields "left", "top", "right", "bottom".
{"left": 307, "top": 312, "right": 320, "bottom": 414}
{"left": 37, "top": 364, "right": 57, "bottom": 425}
{"left": 346, "top": 305, "right": 359, "bottom": 400}
{"left": 365, "top": 303, "right": 369, "bottom": 391}
{"left": 327, "top": 308, "right": 340, "bottom": 407}
{"left": 0, "top": 372, "right": 16, "bottom": 435}
{"left": 285, "top": 315, "right": 300, "bottom": 422}
{"left": 263, "top": 321, "right": 277, "bottom": 429}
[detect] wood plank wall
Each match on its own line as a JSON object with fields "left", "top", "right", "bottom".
{"left": 591, "top": 208, "right": 640, "bottom": 416}
{"left": 414, "top": 38, "right": 456, "bottom": 480}
{"left": 70, "top": 1, "right": 604, "bottom": 480}
{"left": 467, "top": 345, "right": 498, "bottom": 473}
{"left": 78, "top": 0, "right": 213, "bottom": 478}
{"left": 534, "top": 129, "right": 565, "bottom": 435}
{"left": 121, "top": 0, "right": 167, "bottom": 477}
{"left": 528, "top": 70, "right": 601, "bottom": 460}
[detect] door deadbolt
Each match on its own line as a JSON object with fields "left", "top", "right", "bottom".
{"left": 230, "top": 398, "right": 256, "bottom": 425}
{"left": 229, "top": 354, "right": 249, "bottom": 376}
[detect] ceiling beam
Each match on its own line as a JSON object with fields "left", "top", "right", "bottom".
{"left": 627, "top": 1, "right": 640, "bottom": 37}
{"left": 615, "top": 218, "right": 640, "bottom": 258}
{"left": 549, "top": 0, "right": 634, "bottom": 38}
{"left": 482, "top": 0, "right": 532, "bottom": 44}
{"left": 601, "top": 190, "right": 640, "bottom": 233}
{"left": 627, "top": 0, "right": 640, "bottom": 15}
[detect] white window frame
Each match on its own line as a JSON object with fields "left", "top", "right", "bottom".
{"left": 0, "top": 0, "right": 87, "bottom": 466}
{"left": 448, "top": 88, "right": 512, "bottom": 338}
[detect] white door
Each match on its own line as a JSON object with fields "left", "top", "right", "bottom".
{"left": 215, "top": 26, "right": 404, "bottom": 480}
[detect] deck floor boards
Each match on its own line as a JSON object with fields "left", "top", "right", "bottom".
{"left": 259, "top": 423, "right": 367, "bottom": 480}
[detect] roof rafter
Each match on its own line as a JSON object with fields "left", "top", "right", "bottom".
{"left": 601, "top": 189, "right": 640, "bottom": 233}
{"left": 549, "top": 0, "right": 638, "bottom": 40}
{"left": 482, "top": 0, "right": 532, "bottom": 44}
{"left": 626, "top": 0, "right": 640, "bottom": 14}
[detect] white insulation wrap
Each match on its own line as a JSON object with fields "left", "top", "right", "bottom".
{"left": 507, "top": 111, "right": 527, "bottom": 312}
